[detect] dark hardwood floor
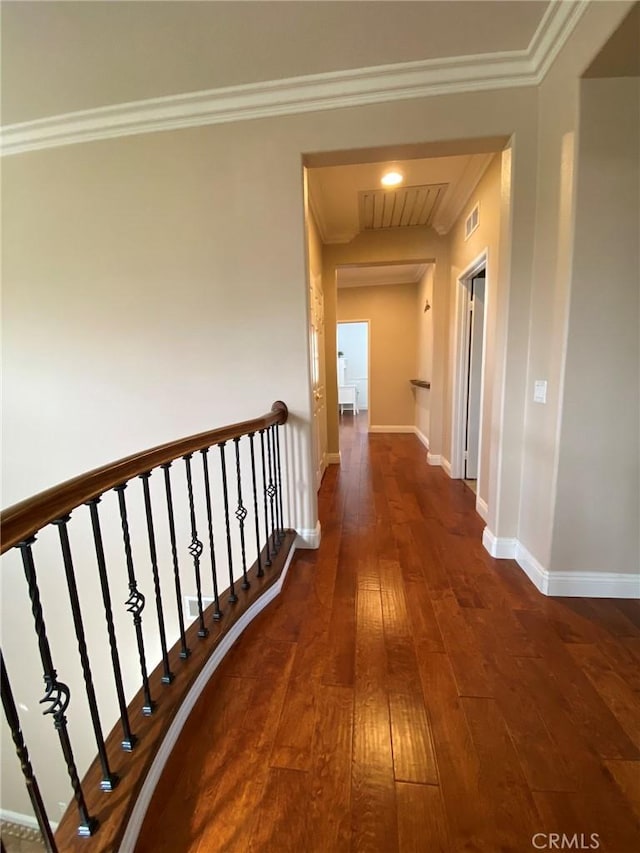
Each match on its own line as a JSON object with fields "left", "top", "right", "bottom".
{"left": 137, "top": 413, "right": 640, "bottom": 852}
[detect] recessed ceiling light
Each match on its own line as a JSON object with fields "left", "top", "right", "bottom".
{"left": 381, "top": 170, "right": 403, "bottom": 187}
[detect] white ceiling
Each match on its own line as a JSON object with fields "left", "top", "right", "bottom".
{"left": 309, "top": 153, "right": 495, "bottom": 243}
{"left": 1, "top": 1, "right": 549, "bottom": 125}
{"left": 338, "top": 263, "right": 430, "bottom": 289}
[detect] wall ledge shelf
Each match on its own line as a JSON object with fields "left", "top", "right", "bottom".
{"left": 410, "top": 379, "right": 431, "bottom": 389}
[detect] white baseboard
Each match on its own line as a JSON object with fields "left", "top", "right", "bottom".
{"left": 482, "top": 527, "right": 517, "bottom": 558}
{"left": 121, "top": 542, "right": 299, "bottom": 851}
{"left": 441, "top": 457, "right": 452, "bottom": 477}
{"left": 512, "top": 541, "right": 547, "bottom": 591}
{"left": 413, "top": 427, "right": 430, "bottom": 450}
{"left": 295, "top": 521, "right": 321, "bottom": 549}
{"left": 326, "top": 452, "right": 341, "bottom": 465}
{"left": 515, "top": 542, "right": 640, "bottom": 598}
{"left": 427, "top": 452, "right": 441, "bottom": 466}
{"left": 369, "top": 424, "right": 416, "bottom": 433}
{"left": 483, "top": 528, "right": 640, "bottom": 599}
{"left": 0, "top": 809, "right": 58, "bottom": 833}
{"left": 475, "top": 496, "right": 489, "bottom": 522}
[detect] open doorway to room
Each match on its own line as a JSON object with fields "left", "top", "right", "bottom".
{"left": 337, "top": 320, "right": 369, "bottom": 424}
{"left": 451, "top": 252, "right": 488, "bottom": 495}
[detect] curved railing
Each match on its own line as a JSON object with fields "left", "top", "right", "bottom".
{"left": 1, "top": 402, "right": 293, "bottom": 852}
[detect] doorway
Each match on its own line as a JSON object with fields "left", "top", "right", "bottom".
{"left": 337, "top": 321, "right": 369, "bottom": 423}
{"left": 463, "top": 270, "right": 485, "bottom": 487}
{"left": 452, "top": 251, "right": 488, "bottom": 497}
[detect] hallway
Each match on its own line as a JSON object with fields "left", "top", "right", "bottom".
{"left": 138, "top": 422, "right": 640, "bottom": 852}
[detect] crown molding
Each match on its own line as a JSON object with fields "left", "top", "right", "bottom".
{"left": 338, "top": 263, "right": 428, "bottom": 288}
{"left": 0, "top": 1, "right": 588, "bottom": 157}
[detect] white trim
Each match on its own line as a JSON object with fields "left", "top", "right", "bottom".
{"left": 515, "top": 542, "right": 640, "bottom": 599}
{"left": 295, "top": 521, "right": 321, "bottom": 549}
{"left": 482, "top": 532, "right": 640, "bottom": 599}
{"left": 530, "top": 0, "right": 589, "bottom": 81}
{"left": 441, "top": 457, "right": 452, "bottom": 477}
{"left": 513, "top": 541, "right": 549, "bottom": 593}
{"left": 326, "top": 452, "right": 341, "bottom": 465}
{"left": 427, "top": 453, "right": 441, "bottom": 466}
{"left": 475, "top": 496, "right": 489, "bottom": 522}
{"left": 0, "top": 1, "right": 587, "bottom": 157}
{"left": 120, "top": 543, "right": 298, "bottom": 851}
{"left": 413, "top": 426, "right": 430, "bottom": 450}
{"left": 0, "top": 809, "right": 58, "bottom": 833}
{"left": 545, "top": 572, "right": 640, "bottom": 599}
{"left": 482, "top": 527, "right": 517, "bottom": 558}
{"left": 451, "top": 249, "right": 489, "bottom": 481}
{"left": 369, "top": 425, "right": 416, "bottom": 433}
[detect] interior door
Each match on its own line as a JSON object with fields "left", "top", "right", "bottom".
{"left": 464, "top": 273, "right": 485, "bottom": 480}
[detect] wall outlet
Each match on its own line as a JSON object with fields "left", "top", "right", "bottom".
{"left": 534, "top": 380, "right": 547, "bottom": 404}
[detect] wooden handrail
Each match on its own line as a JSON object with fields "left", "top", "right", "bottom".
{"left": 1, "top": 401, "right": 288, "bottom": 553}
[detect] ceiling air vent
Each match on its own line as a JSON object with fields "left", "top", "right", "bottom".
{"left": 465, "top": 203, "right": 480, "bottom": 240}
{"left": 359, "top": 183, "right": 448, "bottom": 231}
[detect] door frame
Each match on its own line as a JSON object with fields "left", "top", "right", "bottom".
{"left": 451, "top": 249, "right": 489, "bottom": 488}
{"left": 337, "top": 318, "right": 371, "bottom": 430}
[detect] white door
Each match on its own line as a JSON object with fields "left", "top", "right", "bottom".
{"left": 309, "top": 273, "right": 327, "bottom": 489}
{"left": 464, "top": 274, "right": 485, "bottom": 479}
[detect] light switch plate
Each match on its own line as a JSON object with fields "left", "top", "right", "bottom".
{"left": 534, "top": 380, "right": 547, "bottom": 404}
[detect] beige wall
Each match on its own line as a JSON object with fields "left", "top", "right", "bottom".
{"left": 518, "top": 0, "right": 637, "bottom": 572}
{"left": 446, "top": 153, "right": 502, "bottom": 509}
{"left": 551, "top": 76, "right": 639, "bottom": 574}
{"left": 337, "top": 282, "right": 419, "bottom": 427}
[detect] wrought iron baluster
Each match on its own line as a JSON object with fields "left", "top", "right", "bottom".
{"left": 248, "top": 433, "right": 263, "bottom": 577}
{"left": 269, "top": 426, "right": 282, "bottom": 542}
{"left": 114, "top": 485, "right": 154, "bottom": 715}
{"left": 259, "top": 429, "right": 272, "bottom": 567}
{"left": 53, "top": 515, "right": 118, "bottom": 792}
{"left": 200, "top": 448, "right": 222, "bottom": 620}
{"left": 266, "top": 426, "right": 278, "bottom": 556}
{"left": 162, "top": 463, "right": 190, "bottom": 659}
{"left": 219, "top": 442, "right": 237, "bottom": 604}
{"left": 184, "top": 454, "right": 209, "bottom": 638}
{"left": 18, "top": 537, "right": 98, "bottom": 837}
{"left": 1, "top": 650, "right": 58, "bottom": 852}
{"left": 140, "top": 473, "right": 174, "bottom": 683}
{"left": 233, "top": 437, "right": 250, "bottom": 590}
{"left": 87, "top": 498, "right": 136, "bottom": 750}
{"left": 275, "top": 423, "right": 286, "bottom": 539}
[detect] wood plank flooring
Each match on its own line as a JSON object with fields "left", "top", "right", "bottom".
{"left": 137, "top": 414, "right": 640, "bottom": 853}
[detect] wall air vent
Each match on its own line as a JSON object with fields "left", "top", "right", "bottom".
{"left": 185, "top": 595, "right": 215, "bottom": 620}
{"left": 359, "top": 183, "right": 448, "bottom": 231}
{"left": 465, "top": 203, "right": 480, "bottom": 240}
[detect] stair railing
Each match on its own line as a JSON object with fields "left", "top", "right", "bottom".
{"left": 1, "top": 402, "right": 292, "bottom": 852}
